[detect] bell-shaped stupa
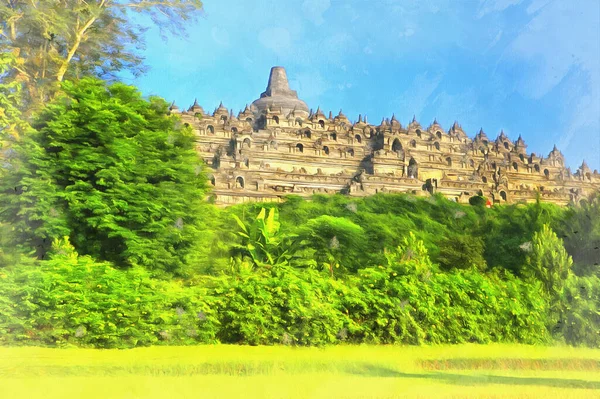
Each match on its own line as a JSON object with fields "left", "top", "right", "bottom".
{"left": 250, "top": 66, "right": 309, "bottom": 118}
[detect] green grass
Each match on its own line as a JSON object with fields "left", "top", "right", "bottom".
{"left": 1, "top": 344, "right": 600, "bottom": 398}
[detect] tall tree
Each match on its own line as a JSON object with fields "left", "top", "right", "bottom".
{"left": 0, "top": 0, "right": 203, "bottom": 109}
{"left": 556, "top": 194, "right": 600, "bottom": 276}
{"left": 525, "top": 223, "right": 573, "bottom": 303}
{"left": 0, "top": 77, "right": 209, "bottom": 276}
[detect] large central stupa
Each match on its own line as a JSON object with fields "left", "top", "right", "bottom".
{"left": 249, "top": 66, "right": 309, "bottom": 118}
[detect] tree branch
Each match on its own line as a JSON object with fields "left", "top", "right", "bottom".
{"left": 56, "top": 0, "right": 107, "bottom": 82}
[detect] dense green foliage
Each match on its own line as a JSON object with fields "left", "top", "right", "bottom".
{"left": 0, "top": 234, "right": 551, "bottom": 348}
{"left": 557, "top": 275, "right": 600, "bottom": 347}
{"left": 0, "top": 78, "right": 209, "bottom": 275}
{"left": 0, "top": 47, "right": 598, "bottom": 349}
{"left": 1, "top": 193, "right": 598, "bottom": 348}
{"left": 0, "top": 238, "right": 219, "bottom": 348}
{"left": 525, "top": 224, "right": 573, "bottom": 302}
{"left": 556, "top": 195, "right": 600, "bottom": 276}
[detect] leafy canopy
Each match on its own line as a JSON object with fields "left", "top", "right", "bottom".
{"left": 0, "top": 0, "right": 203, "bottom": 108}
{"left": 0, "top": 77, "right": 209, "bottom": 275}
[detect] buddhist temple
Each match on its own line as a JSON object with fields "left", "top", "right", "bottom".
{"left": 172, "top": 67, "right": 600, "bottom": 206}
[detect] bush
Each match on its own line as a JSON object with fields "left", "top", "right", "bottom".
{"left": 0, "top": 238, "right": 219, "bottom": 348}
{"left": 211, "top": 266, "right": 352, "bottom": 346}
{"left": 469, "top": 195, "right": 487, "bottom": 206}
{"left": 342, "top": 237, "right": 550, "bottom": 345}
{"left": 555, "top": 275, "right": 600, "bottom": 348}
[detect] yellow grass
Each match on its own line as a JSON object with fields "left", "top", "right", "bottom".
{"left": 1, "top": 344, "right": 600, "bottom": 399}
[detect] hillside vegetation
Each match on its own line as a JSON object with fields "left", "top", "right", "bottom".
{"left": 1, "top": 78, "right": 599, "bottom": 349}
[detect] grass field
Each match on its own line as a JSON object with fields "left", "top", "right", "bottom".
{"left": 1, "top": 344, "right": 600, "bottom": 399}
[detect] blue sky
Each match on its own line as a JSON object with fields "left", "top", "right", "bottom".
{"left": 128, "top": 0, "right": 600, "bottom": 171}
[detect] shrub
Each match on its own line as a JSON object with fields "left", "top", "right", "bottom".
{"left": 555, "top": 275, "right": 600, "bottom": 348}
{"left": 211, "top": 266, "right": 352, "bottom": 346}
{"left": 0, "top": 238, "right": 219, "bottom": 348}
{"left": 469, "top": 195, "right": 487, "bottom": 206}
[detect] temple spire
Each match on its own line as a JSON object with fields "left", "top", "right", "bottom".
{"left": 262, "top": 66, "right": 296, "bottom": 98}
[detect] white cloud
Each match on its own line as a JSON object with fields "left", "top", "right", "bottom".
{"left": 302, "top": 0, "right": 331, "bottom": 26}
{"left": 363, "top": 46, "right": 373, "bottom": 54}
{"left": 504, "top": 1, "right": 600, "bottom": 168}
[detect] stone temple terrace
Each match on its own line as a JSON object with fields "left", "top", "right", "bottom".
{"left": 168, "top": 66, "right": 600, "bottom": 206}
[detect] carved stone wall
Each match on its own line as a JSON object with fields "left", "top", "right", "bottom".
{"left": 171, "top": 67, "right": 600, "bottom": 206}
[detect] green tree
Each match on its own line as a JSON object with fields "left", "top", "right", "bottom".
{"left": 556, "top": 194, "right": 600, "bottom": 276}
{"left": 525, "top": 224, "right": 573, "bottom": 303}
{"left": 296, "top": 215, "right": 366, "bottom": 277}
{"left": 0, "top": 77, "right": 209, "bottom": 275}
{"left": 437, "top": 234, "right": 487, "bottom": 271}
{"left": 0, "top": 0, "right": 203, "bottom": 108}
{"left": 384, "top": 231, "right": 435, "bottom": 277}
{"left": 0, "top": 49, "right": 37, "bottom": 268}
{"left": 231, "top": 207, "right": 305, "bottom": 271}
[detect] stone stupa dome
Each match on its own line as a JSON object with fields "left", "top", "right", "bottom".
{"left": 250, "top": 66, "right": 309, "bottom": 118}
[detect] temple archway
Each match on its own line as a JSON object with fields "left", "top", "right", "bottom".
{"left": 296, "top": 143, "right": 304, "bottom": 153}
{"left": 392, "top": 138, "right": 403, "bottom": 152}
{"left": 235, "top": 176, "right": 244, "bottom": 189}
{"left": 408, "top": 158, "right": 418, "bottom": 179}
